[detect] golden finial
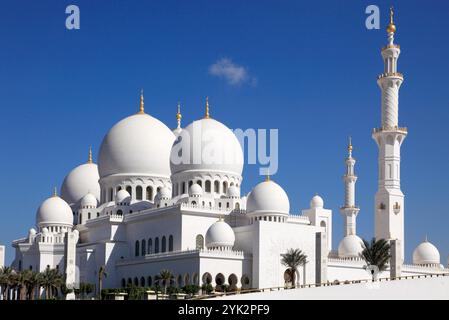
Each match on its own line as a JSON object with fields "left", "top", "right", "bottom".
{"left": 53, "top": 187, "right": 58, "bottom": 197}
{"left": 387, "top": 6, "right": 396, "bottom": 34}
{"left": 176, "top": 102, "right": 182, "bottom": 121}
{"left": 87, "top": 146, "right": 93, "bottom": 164}
{"left": 138, "top": 89, "right": 145, "bottom": 114}
{"left": 348, "top": 136, "right": 353, "bottom": 155}
{"left": 204, "top": 96, "right": 210, "bottom": 119}
{"left": 265, "top": 174, "right": 270, "bottom": 182}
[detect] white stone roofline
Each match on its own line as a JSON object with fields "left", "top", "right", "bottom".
{"left": 116, "top": 248, "right": 251, "bottom": 267}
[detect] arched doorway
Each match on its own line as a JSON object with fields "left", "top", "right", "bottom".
{"left": 215, "top": 273, "right": 225, "bottom": 291}
{"left": 202, "top": 272, "right": 212, "bottom": 285}
{"left": 228, "top": 274, "right": 238, "bottom": 291}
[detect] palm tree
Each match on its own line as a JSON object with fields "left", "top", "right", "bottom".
{"left": 155, "top": 269, "right": 174, "bottom": 296}
{"left": 16, "top": 270, "right": 32, "bottom": 300}
{"left": 0, "top": 267, "right": 14, "bottom": 300}
{"left": 26, "top": 271, "right": 42, "bottom": 300}
{"left": 98, "top": 266, "right": 108, "bottom": 299}
{"left": 360, "top": 238, "right": 391, "bottom": 281}
{"left": 281, "top": 249, "right": 307, "bottom": 288}
{"left": 40, "top": 268, "right": 63, "bottom": 299}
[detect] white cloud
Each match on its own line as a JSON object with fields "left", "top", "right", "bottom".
{"left": 209, "top": 58, "right": 256, "bottom": 86}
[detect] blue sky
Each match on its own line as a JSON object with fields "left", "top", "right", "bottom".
{"left": 0, "top": 0, "right": 448, "bottom": 265}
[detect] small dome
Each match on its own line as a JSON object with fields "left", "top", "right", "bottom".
{"left": 42, "top": 227, "right": 49, "bottom": 235}
{"left": 310, "top": 195, "right": 324, "bottom": 209}
{"left": 80, "top": 193, "right": 98, "bottom": 208}
{"left": 413, "top": 240, "right": 440, "bottom": 266}
{"left": 338, "top": 235, "right": 364, "bottom": 258}
{"left": 205, "top": 220, "right": 235, "bottom": 249}
{"left": 189, "top": 184, "right": 203, "bottom": 197}
{"left": 98, "top": 113, "right": 175, "bottom": 179}
{"left": 247, "top": 180, "right": 290, "bottom": 215}
{"left": 36, "top": 195, "right": 73, "bottom": 227}
{"left": 227, "top": 186, "right": 239, "bottom": 198}
{"left": 29, "top": 228, "right": 37, "bottom": 235}
{"left": 116, "top": 190, "right": 131, "bottom": 205}
{"left": 157, "top": 187, "right": 171, "bottom": 200}
{"left": 61, "top": 162, "right": 100, "bottom": 206}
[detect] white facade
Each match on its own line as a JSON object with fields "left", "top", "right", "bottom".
{"left": 8, "top": 10, "right": 448, "bottom": 296}
{"left": 0, "top": 245, "right": 5, "bottom": 269}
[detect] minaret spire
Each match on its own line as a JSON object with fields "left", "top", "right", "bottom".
{"left": 340, "top": 138, "right": 360, "bottom": 236}
{"left": 204, "top": 96, "right": 210, "bottom": 119}
{"left": 373, "top": 8, "right": 407, "bottom": 261}
{"left": 53, "top": 187, "right": 58, "bottom": 197}
{"left": 176, "top": 102, "right": 182, "bottom": 129}
{"left": 87, "top": 146, "right": 93, "bottom": 164}
{"left": 138, "top": 89, "right": 145, "bottom": 114}
{"left": 386, "top": 7, "right": 396, "bottom": 45}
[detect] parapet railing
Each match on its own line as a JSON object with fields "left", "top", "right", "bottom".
{"left": 193, "top": 272, "right": 449, "bottom": 300}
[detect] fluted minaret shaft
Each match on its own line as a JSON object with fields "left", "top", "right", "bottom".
{"left": 340, "top": 139, "right": 359, "bottom": 236}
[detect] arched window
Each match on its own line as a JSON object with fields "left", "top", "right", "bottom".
{"left": 205, "top": 180, "right": 211, "bottom": 193}
{"left": 146, "top": 186, "right": 153, "bottom": 200}
{"left": 117, "top": 210, "right": 123, "bottom": 216}
{"left": 97, "top": 212, "right": 100, "bottom": 218}
{"left": 121, "top": 279, "right": 126, "bottom": 288}
{"left": 126, "top": 186, "right": 132, "bottom": 197}
{"left": 320, "top": 221, "right": 326, "bottom": 228}
{"left": 214, "top": 181, "right": 220, "bottom": 193}
{"left": 140, "top": 277, "right": 145, "bottom": 287}
{"left": 157, "top": 187, "right": 161, "bottom": 194}
{"left": 88, "top": 212, "right": 91, "bottom": 220}
{"left": 195, "top": 235, "right": 204, "bottom": 250}
{"left": 148, "top": 276, "right": 152, "bottom": 287}
{"left": 169, "top": 235, "right": 174, "bottom": 252}
{"left": 226, "top": 202, "right": 230, "bottom": 208}
{"left": 116, "top": 186, "right": 122, "bottom": 193}
{"left": 235, "top": 203, "right": 240, "bottom": 210}
{"left": 223, "top": 181, "right": 228, "bottom": 194}
{"left": 134, "top": 277, "right": 138, "bottom": 286}
{"left": 135, "top": 241, "right": 140, "bottom": 257}
{"left": 109, "top": 188, "right": 113, "bottom": 202}
{"left": 127, "top": 278, "right": 132, "bottom": 286}
{"left": 155, "top": 237, "right": 160, "bottom": 253}
{"left": 136, "top": 186, "right": 143, "bottom": 200}
{"left": 197, "top": 180, "right": 202, "bottom": 187}
{"left": 189, "top": 181, "right": 193, "bottom": 188}
{"left": 79, "top": 213, "right": 82, "bottom": 224}
{"left": 191, "top": 201, "right": 197, "bottom": 206}
{"left": 141, "top": 239, "right": 146, "bottom": 256}
{"left": 182, "top": 182, "right": 186, "bottom": 194}
{"left": 230, "top": 182, "right": 234, "bottom": 186}
{"left": 162, "top": 236, "right": 167, "bottom": 252}
{"left": 148, "top": 238, "right": 153, "bottom": 254}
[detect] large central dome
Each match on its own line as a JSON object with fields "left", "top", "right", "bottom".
{"left": 98, "top": 111, "right": 175, "bottom": 179}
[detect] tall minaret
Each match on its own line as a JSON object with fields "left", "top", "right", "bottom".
{"left": 340, "top": 137, "right": 360, "bottom": 236}
{"left": 373, "top": 7, "right": 407, "bottom": 260}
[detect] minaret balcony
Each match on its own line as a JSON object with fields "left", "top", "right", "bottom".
{"left": 373, "top": 126, "right": 408, "bottom": 134}
{"left": 377, "top": 72, "right": 403, "bottom": 80}
{"left": 382, "top": 44, "right": 400, "bottom": 51}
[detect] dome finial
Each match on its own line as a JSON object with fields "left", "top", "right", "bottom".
{"left": 265, "top": 169, "right": 271, "bottom": 182}
{"left": 176, "top": 101, "right": 182, "bottom": 129}
{"left": 53, "top": 187, "right": 58, "bottom": 197}
{"left": 387, "top": 6, "right": 396, "bottom": 34}
{"left": 138, "top": 89, "right": 145, "bottom": 114}
{"left": 348, "top": 136, "right": 353, "bottom": 156}
{"left": 87, "top": 146, "right": 93, "bottom": 164}
{"left": 204, "top": 96, "right": 210, "bottom": 119}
